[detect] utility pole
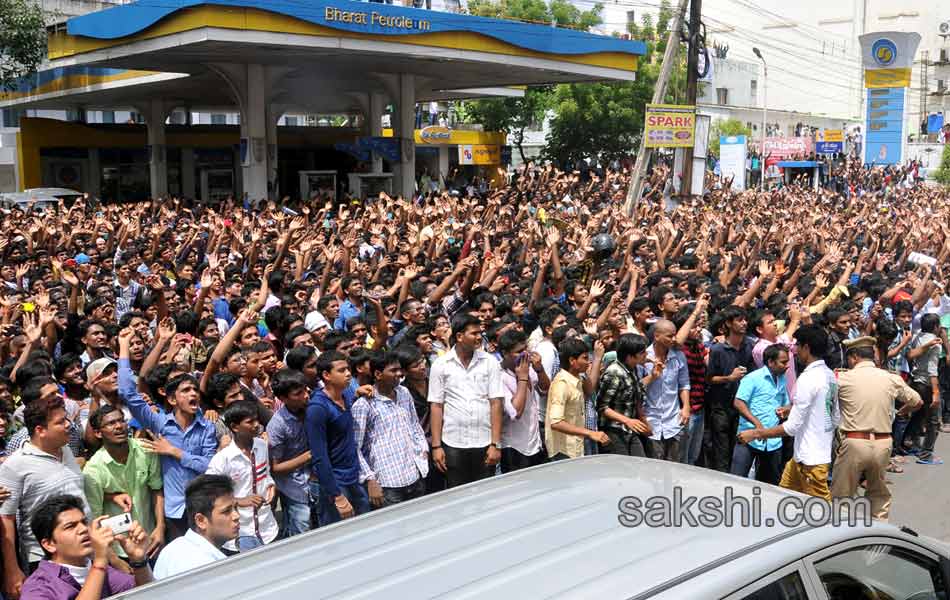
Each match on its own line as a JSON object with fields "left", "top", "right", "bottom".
{"left": 680, "top": 0, "right": 703, "bottom": 198}
{"left": 623, "top": 0, "right": 690, "bottom": 216}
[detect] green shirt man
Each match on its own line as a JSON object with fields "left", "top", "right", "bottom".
{"left": 83, "top": 407, "right": 164, "bottom": 556}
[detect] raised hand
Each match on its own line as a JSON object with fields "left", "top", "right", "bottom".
{"left": 583, "top": 318, "right": 598, "bottom": 337}
{"left": 22, "top": 312, "right": 42, "bottom": 344}
{"left": 589, "top": 280, "right": 606, "bottom": 299}
{"left": 157, "top": 317, "right": 176, "bottom": 342}
{"left": 38, "top": 305, "right": 56, "bottom": 329}
{"left": 288, "top": 216, "right": 306, "bottom": 232}
{"left": 199, "top": 268, "right": 213, "bottom": 289}
{"left": 145, "top": 274, "right": 165, "bottom": 291}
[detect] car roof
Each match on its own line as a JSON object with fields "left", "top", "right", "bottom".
{"left": 23, "top": 187, "right": 82, "bottom": 197}
{"left": 0, "top": 192, "right": 59, "bottom": 205}
{"left": 118, "top": 455, "right": 894, "bottom": 600}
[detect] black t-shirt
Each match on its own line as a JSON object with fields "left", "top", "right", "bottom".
{"left": 706, "top": 337, "right": 756, "bottom": 408}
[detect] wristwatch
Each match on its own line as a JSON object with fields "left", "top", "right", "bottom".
{"left": 128, "top": 558, "right": 149, "bottom": 569}
{"left": 488, "top": 442, "right": 499, "bottom": 449}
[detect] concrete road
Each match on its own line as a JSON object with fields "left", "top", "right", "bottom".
{"left": 887, "top": 431, "right": 950, "bottom": 542}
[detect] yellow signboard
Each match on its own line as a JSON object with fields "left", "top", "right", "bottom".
{"left": 820, "top": 129, "right": 843, "bottom": 143}
{"left": 458, "top": 144, "right": 500, "bottom": 165}
{"left": 644, "top": 104, "right": 696, "bottom": 148}
{"left": 864, "top": 67, "right": 911, "bottom": 89}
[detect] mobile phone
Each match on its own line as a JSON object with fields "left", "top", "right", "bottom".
{"left": 102, "top": 512, "right": 132, "bottom": 535}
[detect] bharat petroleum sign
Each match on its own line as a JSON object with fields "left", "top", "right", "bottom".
{"left": 420, "top": 126, "right": 451, "bottom": 143}
{"left": 325, "top": 7, "right": 431, "bottom": 30}
{"left": 871, "top": 38, "right": 897, "bottom": 67}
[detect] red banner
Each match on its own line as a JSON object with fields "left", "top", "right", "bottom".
{"left": 751, "top": 137, "right": 815, "bottom": 178}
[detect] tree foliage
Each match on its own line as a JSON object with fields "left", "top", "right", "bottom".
{"left": 457, "top": 0, "right": 603, "bottom": 162}
{"left": 466, "top": 0, "right": 602, "bottom": 29}
{"left": 543, "top": 81, "right": 650, "bottom": 166}
{"left": 708, "top": 118, "right": 752, "bottom": 158}
{"left": 0, "top": 0, "right": 47, "bottom": 92}
{"left": 543, "top": 0, "right": 687, "bottom": 165}
{"left": 935, "top": 143, "right": 950, "bottom": 187}
{"left": 458, "top": 0, "right": 687, "bottom": 166}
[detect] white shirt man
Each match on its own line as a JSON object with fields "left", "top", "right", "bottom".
{"left": 153, "top": 529, "right": 226, "bottom": 580}
{"left": 153, "top": 474, "right": 239, "bottom": 579}
{"left": 500, "top": 368, "right": 542, "bottom": 461}
{"left": 428, "top": 342, "right": 505, "bottom": 489}
{"left": 739, "top": 357, "right": 839, "bottom": 500}
{"left": 428, "top": 347, "right": 504, "bottom": 449}
{"left": 783, "top": 360, "right": 839, "bottom": 467}
{"left": 206, "top": 437, "right": 278, "bottom": 552}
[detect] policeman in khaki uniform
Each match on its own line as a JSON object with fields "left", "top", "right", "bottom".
{"left": 833, "top": 336, "right": 922, "bottom": 521}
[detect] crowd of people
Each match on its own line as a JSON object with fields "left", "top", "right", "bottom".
{"left": 0, "top": 154, "right": 943, "bottom": 598}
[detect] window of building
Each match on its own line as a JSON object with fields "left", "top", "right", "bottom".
{"left": 101, "top": 111, "right": 115, "bottom": 124}
{"left": 1, "top": 109, "right": 20, "bottom": 128}
{"left": 716, "top": 88, "right": 729, "bottom": 106}
{"left": 211, "top": 114, "right": 227, "bottom": 125}
{"left": 750, "top": 80, "right": 758, "bottom": 106}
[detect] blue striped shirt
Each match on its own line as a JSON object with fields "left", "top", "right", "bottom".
{"left": 119, "top": 358, "right": 218, "bottom": 519}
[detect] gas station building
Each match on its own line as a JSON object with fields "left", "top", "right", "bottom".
{"left": 1, "top": 0, "right": 645, "bottom": 202}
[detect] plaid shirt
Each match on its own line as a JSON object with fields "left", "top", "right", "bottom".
{"left": 682, "top": 342, "right": 707, "bottom": 412}
{"left": 596, "top": 361, "right": 644, "bottom": 433}
{"left": 351, "top": 385, "right": 429, "bottom": 488}
{"left": 423, "top": 290, "right": 467, "bottom": 319}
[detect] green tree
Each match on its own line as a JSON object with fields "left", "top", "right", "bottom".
{"left": 543, "top": 81, "right": 650, "bottom": 166}
{"left": 543, "top": 0, "right": 687, "bottom": 164}
{"left": 457, "top": 0, "right": 603, "bottom": 162}
{"left": 935, "top": 143, "right": 950, "bottom": 186}
{"left": 708, "top": 118, "right": 752, "bottom": 158}
{"left": 456, "top": 87, "right": 553, "bottom": 164}
{"left": 0, "top": 0, "right": 47, "bottom": 91}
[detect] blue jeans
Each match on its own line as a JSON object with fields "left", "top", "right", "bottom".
{"left": 236, "top": 535, "right": 264, "bottom": 552}
{"left": 731, "top": 443, "right": 782, "bottom": 486}
{"left": 318, "top": 482, "right": 371, "bottom": 527}
{"left": 280, "top": 493, "right": 311, "bottom": 538}
{"left": 307, "top": 480, "right": 321, "bottom": 529}
{"left": 680, "top": 409, "right": 704, "bottom": 465}
{"left": 584, "top": 438, "right": 600, "bottom": 456}
{"left": 892, "top": 415, "right": 911, "bottom": 454}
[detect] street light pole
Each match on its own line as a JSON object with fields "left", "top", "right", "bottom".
{"left": 754, "top": 47, "right": 767, "bottom": 192}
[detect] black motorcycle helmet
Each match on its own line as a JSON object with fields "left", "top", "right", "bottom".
{"left": 591, "top": 233, "right": 616, "bottom": 261}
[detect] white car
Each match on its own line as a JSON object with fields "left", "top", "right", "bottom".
{"left": 119, "top": 455, "right": 950, "bottom": 599}
{"left": 0, "top": 187, "right": 93, "bottom": 211}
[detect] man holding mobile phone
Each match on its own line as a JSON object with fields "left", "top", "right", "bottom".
{"left": 21, "top": 494, "right": 153, "bottom": 600}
